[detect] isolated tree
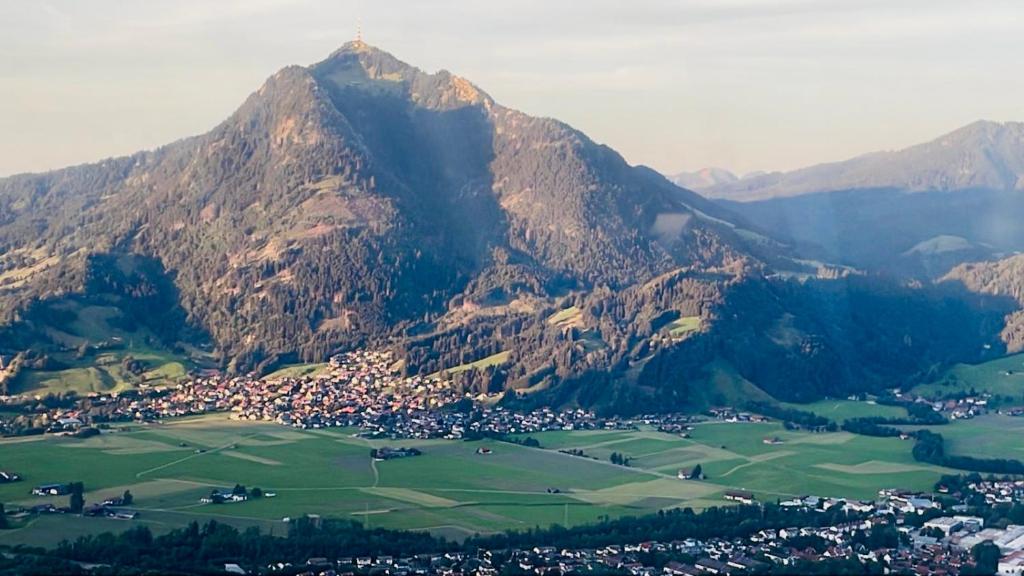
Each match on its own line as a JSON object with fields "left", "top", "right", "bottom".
{"left": 690, "top": 464, "right": 703, "bottom": 479}
{"left": 971, "top": 541, "right": 1001, "bottom": 574}
{"left": 0, "top": 502, "right": 7, "bottom": 529}
{"left": 122, "top": 489, "right": 133, "bottom": 506}
{"left": 250, "top": 487, "right": 263, "bottom": 499}
{"left": 69, "top": 482, "right": 85, "bottom": 513}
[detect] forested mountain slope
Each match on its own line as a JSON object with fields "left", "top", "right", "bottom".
{"left": 0, "top": 43, "right": 1008, "bottom": 409}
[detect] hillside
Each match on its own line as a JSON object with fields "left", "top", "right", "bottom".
{"left": 706, "top": 121, "right": 1024, "bottom": 277}
{"left": 0, "top": 42, "right": 762, "bottom": 381}
{"left": 943, "top": 255, "right": 1024, "bottom": 354}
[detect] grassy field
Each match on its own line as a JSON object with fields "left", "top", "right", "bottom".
{"left": 6, "top": 408, "right": 1009, "bottom": 548}
{"left": 439, "top": 351, "right": 510, "bottom": 375}
{"left": 683, "top": 359, "right": 774, "bottom": 409}
{"left": 913, "top": 353, "right": 1024, "bottom": 401}
{"left": 778, "top": 399, "right": 909, "bottom": 423}
{"left": 666, "top": 316, "right": 701, "bottom": 336}
{"left": 0, "top": 414, "right": 645, "bottom": 546}
{"left": 263, "top": 363, "right": 330, "bottom": 381}
{"left": 524, "top": 422, "right": 950, "bottom": 502}
{"left": 928, "top": 414, "right": 1024, "bottom": 461}
{"left": 547, "top": 306, "right": 582, "bottom": 329}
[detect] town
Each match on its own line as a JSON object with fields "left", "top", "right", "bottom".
{"left": 0, "top": 351, "right": 688, "bottom": 440}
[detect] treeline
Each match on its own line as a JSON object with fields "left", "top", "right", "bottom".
{"left": 746, "top": 401, "right": 836, "bottom": 430}
{"left": 840, "top": 402, "right": 948, "bottom": 438}
{"left": 41, "top": 504, "right": 870, "bottom": 574}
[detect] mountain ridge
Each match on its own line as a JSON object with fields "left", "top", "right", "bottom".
{"left": 703, "top": 120, "right": 1024, "bottom": 201}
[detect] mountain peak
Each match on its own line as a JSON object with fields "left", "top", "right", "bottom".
{"left": 327, "top": 39, "right": 387, "bottom": 59}
{"left": 313, "top": 41, "right": 492, "bottom": 110}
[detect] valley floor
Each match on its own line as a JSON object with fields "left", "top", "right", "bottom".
{"left": 0, "top": 408, "right": 967, "bottom": 547}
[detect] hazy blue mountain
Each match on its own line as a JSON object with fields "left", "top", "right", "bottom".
{"left": 712, "top": 121, "right": 1024, "bottom": 277}
{"left": 706, "top": 120, "right": 1024, "bottom": 201}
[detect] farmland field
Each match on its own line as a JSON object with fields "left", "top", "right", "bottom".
{"left": 525, "top": 421, "right": 950, "bottom": 501}
{"left": 913, "top": 353, "right": 1024, "bottom": 400}
{"left": 778, "top": 399, "right": 909, "bottom": 423}
{"left": 0, "top": 414, "right": 642, "bottom": 546}
{"left": 2, "top": 410, "right": 1006, "bottom": 548}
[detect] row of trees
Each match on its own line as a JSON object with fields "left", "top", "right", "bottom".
{"left": 46, "top": 504, "right": 874, "bottom": 573}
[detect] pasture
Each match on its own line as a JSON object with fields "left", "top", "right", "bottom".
{"left": 1, "top": 411, "right": 990, "bottom": 548}
{"left": 9, "top": 297, "right": 196, "bottom": 397}
{"left": 913, "top": 353, "right": 1024, "bottom": 401}
{"left": 778, "top": 399, "right": 909, "bottom": 423}
{"left": 523, "top": 421, "right": 949, "bottom": 501}
{"left": 0, "top": 415, "right": 645, "bottom": 546}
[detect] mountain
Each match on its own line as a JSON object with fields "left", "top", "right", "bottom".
{"left": 0, "top": 43, "right": 1006, "bottom": 410}
{"left": 0, "top": 42, "right": 759, "bottom": 372}
{"left": 706, "top": 120, "right": 1024, "bottom": 201}
{"left": 709, "top": 121, "right": 1024, "bottom": 277}
{"left": 669, "top": 167, "right": 738, "bottom": 190}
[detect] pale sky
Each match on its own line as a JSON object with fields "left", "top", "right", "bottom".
{"left": 1, "top": 0, "right": 1022, "bottom": 177}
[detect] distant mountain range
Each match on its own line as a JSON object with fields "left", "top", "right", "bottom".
{"left": 698, "top": 120, "right": 1024, "bottom": 201}
{"left": 0, "top": 43, "right": 1008, "bottom": 410}
{"left": 673, "top": 121, "right": 1024, "bottom": 278}
{"left": 669, "top": 167, "right": 739, "bottom": 190}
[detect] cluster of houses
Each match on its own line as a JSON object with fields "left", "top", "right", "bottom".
{"left": 888, "top": 389, "right": 991, "bottom": 420}
{"left": 703, "top": 408, "right": 770, "bottom": 424}
{"left": 4, "top": 350, "right": 704, "bottom": 441}
{"left": 941, "top": 478, "right": 1024, "bottom": 505}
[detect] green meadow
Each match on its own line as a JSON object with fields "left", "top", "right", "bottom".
{"left": 777, "top": 399, "right": 909, "bottom": 423}
{"left": 5, "top": 406, "right": 1022, "bottom": 548}
{"left": 9, "top": 297, "right": 200, "bottom": 397}
{"left": 913, "top": 353, "right": 1024, "bottom": 401}
{"left": 0, "top": 414, "right": 642, "bottom": 546}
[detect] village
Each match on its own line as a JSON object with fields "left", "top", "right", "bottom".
{"left": 0, "top": 350, "right": 693, "bottom": 440}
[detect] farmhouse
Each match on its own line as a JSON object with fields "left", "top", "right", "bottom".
{"left": 762, "top": 436, "right": 784, "bottom": 445}
{"left": 677, "top": 468, "right": 704, "bottom": 480}
{"left": 32, "top": 483, "right": 70, "bottom": 496}
{"left": 476, "top": 447, "right": 493, "bottom": 455}
{"left": 724, "top": 491, "right": 756, "bottom": 504}
{"left": 0, "top": 470, "right": 20, "bottom": 483}
{"left": 201, "top": 489, "right": 249, "bottom": 504}
{"left": 371, "top": 447, "right": 422, "bottom": 461}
